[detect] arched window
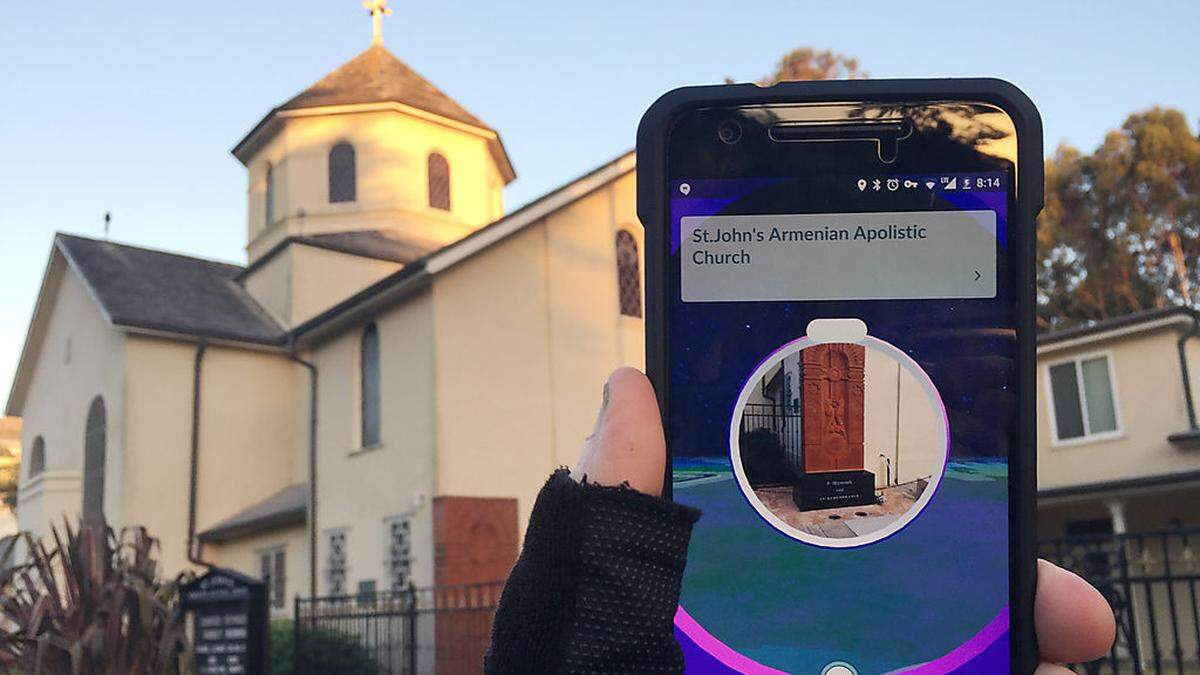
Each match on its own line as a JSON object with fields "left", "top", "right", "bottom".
{"left": 427, "top": 153, "right": 451, "bottom": 211}
{"left": 83, "top": 396, "right": 107, "bottom": 526}
{"left": 328, "top": 142, "right": 356, "bottom": 203}
{"left": 264, "top": 162, "right": 276, "bottom": 226}
{"left": 28, "top": 436, "right": 45, "bottom": 478}
{"left": 615, "top": 229, "right": 642, "bottom": 317}
{"left": 361, "top": 323, "right": 381, "bottom": 447}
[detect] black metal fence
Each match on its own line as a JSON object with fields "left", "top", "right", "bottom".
{"left": 1040, "top": 528, "right": 1200, "bottom": 674}
{"left": 294, "top": 581, "right": 504, "bottom": 675}
{"left": 740, "top": 402, "right": 803, "bottom": 468}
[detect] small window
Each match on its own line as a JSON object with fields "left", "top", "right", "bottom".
{"left": 615, "top": 229, "right": 642, "bottom": 317}
{"left": 264, "top": 162, "right": 276, "bottom": 226}
{"left": 361, "top": 323, "right": 381, "bottom": 447}
{"left": 28, "top": 436, "right": 45, "bottom": 477}
{"left": 328, "top": 142, "right": 356, "bottom": 203}
{"left": 427, "top": 153, "right": 451, "bottom": 211}
{"left": 258, "top": 547, "right": 287, "bottom": 609}
{"left": 326, "top": 529, "right": 348, "bottom": 596}
{"left": 357, "top": 579, "right": 377, "bottom": 607}
{"left": 1048, "top": 354, "right": 1119, "bottom": 443}
{"left": 384, "top": 517, "right": 412, "bottom": 591}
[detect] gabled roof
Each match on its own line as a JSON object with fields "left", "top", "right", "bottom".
{"left": 232, "top": 44, "right": 515, "bottom": 182}
{"left": 298, "top": 230, "right": 433, "bottom": 263}
{"left": 239, "top": 229, "right": 435, "bottom": 281}
{"left": 56, "top": 234, "right": 285, "bottom": 345}
{"left": 199, "top": 483, "right": 307, "bottom": 543}
{"left": 281, "top": 44, "right": 489, "bottom": 129}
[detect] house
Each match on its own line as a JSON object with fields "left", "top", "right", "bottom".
{"left": 5, "top": 33, "right": 643, "bottom": 618}
{"left": 1036, "top": 306, "right": 1200, "bottom": 671}
{"left": 1037, "top": 305, "right": 1200, "bottom": 538}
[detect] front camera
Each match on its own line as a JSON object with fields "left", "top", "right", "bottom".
{"left": 717, "top": 120, "right": 742, "bottom": 145}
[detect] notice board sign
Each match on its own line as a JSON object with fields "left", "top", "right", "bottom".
{"left": 181, "top": 567, "right": 268, "bottom": 675}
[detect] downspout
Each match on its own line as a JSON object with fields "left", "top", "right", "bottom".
{"left": 186, "top": 342, "right": 211, "bottom": 567}
{"left": 1177, "top": 312, "right": 1200, "bottom": 431}
{"left": 288, "top": 351, "right": 318, "bottom": 599}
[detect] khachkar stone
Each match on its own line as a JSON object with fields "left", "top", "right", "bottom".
{"left": 794, "top": 343, "right": 877, "bottom": 511}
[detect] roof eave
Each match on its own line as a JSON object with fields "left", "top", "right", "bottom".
{"left": 231, "top": 101, "right": 515, "bottom": 177}
{"left": 1037, "top": 308, "right": 1198, "bottom": 355}
{"left": 231, "top": 109, "right": 285, "bottom": 165}
{"left": 5, "top": 244, "right": 70, "bottom": 416}
{"left": 198, "top": 505, "right": 307, "bottom": 543}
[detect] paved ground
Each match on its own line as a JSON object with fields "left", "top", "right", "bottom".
{"left": 753, "top": 479, "right": 929, "bottom": 539}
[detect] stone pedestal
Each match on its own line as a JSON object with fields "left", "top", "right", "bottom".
{"left": 792, "top": 470, "right": 878, "bottom": 511}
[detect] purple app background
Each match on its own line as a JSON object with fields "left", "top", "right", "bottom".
{"left": 668, "top": 175, "right": 1014, "bottom": 673}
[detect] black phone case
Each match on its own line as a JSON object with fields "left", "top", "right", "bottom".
{"left": 636, "top": 78, "right": 1042, "bottom": 674}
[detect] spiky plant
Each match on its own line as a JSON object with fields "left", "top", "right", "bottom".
{"left": 0, "top": 520, "right": 194, "bottom": 674}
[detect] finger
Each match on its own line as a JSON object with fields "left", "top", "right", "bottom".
{"left": 571, "top": 368, "right": 665, "bottom": 496}
{"left": 1035, "top": 559, "right": 1115, "bottom": 664}
{"left": 1034, "top": 663, "right": 1076, "bottom": 675}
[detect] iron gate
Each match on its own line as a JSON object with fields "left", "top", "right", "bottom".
{"left": 1040, "top": 527, "right": 1200, "bottom": 674}
{"left": 294, "top": 581, "right": 504, "bottom": 674}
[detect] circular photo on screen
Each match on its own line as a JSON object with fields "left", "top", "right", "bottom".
{"left": 730, "top": 335, "right": 949, "bottom": 548}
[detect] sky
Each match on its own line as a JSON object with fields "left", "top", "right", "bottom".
{"left": 1, "top": 0, "right": 1198, "bottom": 403}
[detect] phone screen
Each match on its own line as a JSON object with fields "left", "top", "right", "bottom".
{"left": 665, "top": 104, "right": 1021, "bottom": 674}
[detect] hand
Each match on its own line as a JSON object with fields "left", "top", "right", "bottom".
{"left": 574, "top": 368, "right": 1116, "bottom": 670}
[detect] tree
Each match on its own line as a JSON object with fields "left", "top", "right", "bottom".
{"left": 726, "top": 47, "right": 867, "bottom": 84}
{"left": 1038, "top": 107, "right": 1200, "bottom": 329}
{"left": 759, "top": 48, "right": 867, "bottom": 84}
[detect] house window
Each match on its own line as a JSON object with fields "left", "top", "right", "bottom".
{"left": 361, "top": 323, "right": 381, "bottom": 447}
{"left": 326, "top": 529, "right": 348, "bottom": 596}
{"left": 1047, "top": 354, "right": 1119, "bottom": 443}
{"left": 82, "top": 396, "right": 106, "bottom": 527}
{"left": 427, "top": 152, "right": 451, "bottom": 211}
{"left": 28, "top": 436, "right": 45, "bottom": 478}
{"left": 615, "top": 229, "right": 642, "bottom": 317}
{"left": 264, "top": 162, "right": 275, "bottom": 226}
{"left": 384, "top": 517, "right": 412, "bottom": 591}
{"left": 357, "top": 580, "right": 377, "bottom": 606}
{"left": 258, "top": 547, "right": 286, "bottom": 609}
{"left": 328, "top": 142, "right": 356, "bottom": 203}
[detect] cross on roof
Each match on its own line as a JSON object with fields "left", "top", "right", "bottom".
{"left": 363, "top": 0, "right": 392, "bottom": 45}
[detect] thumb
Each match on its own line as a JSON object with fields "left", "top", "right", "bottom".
{"left": 571, "top": 367, "right": 666, "bottom": 496}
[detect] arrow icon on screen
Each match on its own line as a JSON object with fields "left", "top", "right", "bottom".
{"left": 974, "top": 270, "right": 981, "bottom": 281}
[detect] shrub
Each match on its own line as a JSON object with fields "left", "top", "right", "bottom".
{"left": 740, "top": 428, "right": 797, "bottom": 487}
{"left": 270, "top": 619, "right": 379, "bottom": 675}
{"left": 0, "top": 521, "right": 193, "bottom": 674}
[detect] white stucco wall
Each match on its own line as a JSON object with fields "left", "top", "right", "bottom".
{"left": 210, "top": 524, "right": 310, "bottom": 618}
{"left": 16, "top": 264, "right": 125, "bottom": 538}
{"left": 243, "top": 244, "right": 403, "bottom": 329}
{"left": 308, "top": 292, "right": 437, "bottom": 595}
{"left": 430, "top": 170, "right": 643, "bottom": 534}
{"left": 122, "top": 338, "right": 305, "bottom": 576}
{"left": 1038, "top": 326, "right": 1200, "bottom": 489}
{"left": 245, "top": 108, "right": 505, "bottom": 262}
{"left": 289, "top": 246, "right": 401, "bottom": 326}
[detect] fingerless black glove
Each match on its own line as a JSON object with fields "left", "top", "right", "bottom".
{"left": 485, "top": 469, "right": 701, "bottom": 674}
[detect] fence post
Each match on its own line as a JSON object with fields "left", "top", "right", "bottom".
{"left": 407, "top": 581, "right": 418, "bottom": 675}
{"left": 293, "top": 595, "right": 302, "bottom": 675}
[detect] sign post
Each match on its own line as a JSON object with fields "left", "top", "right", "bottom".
{"left": 181, "top": 567, "right": 269, "bottom": 675}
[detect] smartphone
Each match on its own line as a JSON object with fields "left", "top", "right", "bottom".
{"left": 637, "top": 80, "right": 1041, "bottom": 674}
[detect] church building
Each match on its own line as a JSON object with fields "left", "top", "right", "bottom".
{"left": 6, "top": 17, "right": 644, "bottom": 614}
